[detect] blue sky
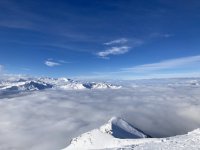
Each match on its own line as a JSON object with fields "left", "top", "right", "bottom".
{"left": 0, "top": 0, "right": 200, "bottom": 79}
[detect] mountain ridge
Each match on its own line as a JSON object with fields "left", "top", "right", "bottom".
{"left": 0, "top": 77, "right": 121, "bottom": 95}
{"left": 64, "top": 117, "right": 150, "bottom": 150}
{"left": 63, "top": 117, "right": 200, "bottom": 150}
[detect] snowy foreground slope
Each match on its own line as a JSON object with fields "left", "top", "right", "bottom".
{"left": 64, "top": 117, "right": 200, "bottom": 150}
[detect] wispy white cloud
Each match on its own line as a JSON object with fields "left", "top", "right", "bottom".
{"left": 104, "top": 38, "right": 128, "bottom": 45}
{"left": 97, "top": 46, "right": 130, "bottom": 58}
{"left": 44, "top": 59, "right": 71, "bottom": 67}
{"left": 97, "top": 33, "right": 171, "bottom": 59}
{"left": 87, "top": 55, "right": 200, "bottom": 80}
{"left": 45, "top": 60, "right": 60, "bottom": 67}
{"left": 123, "top": 55, "right": 200, "bottom": 72}
{"left": 97, "top": 38, "right": 144, "bottom": 59}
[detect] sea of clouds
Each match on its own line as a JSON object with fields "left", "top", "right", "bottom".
{"left": 0, "top": 79, "right": 200, "bottom": 150}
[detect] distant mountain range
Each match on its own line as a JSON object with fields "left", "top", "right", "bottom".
{"left": 0, "top": 77, "right": 121, "bottom": 94}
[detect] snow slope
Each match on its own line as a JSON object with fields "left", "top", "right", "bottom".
{"left": 63, "top": 117, "right": 200, "bottom": 150}
{"left": 64, "top": 117, "right": 150, "bottom": 150}
{"left": 113, "top": 129, "right": 200, "bottom": 150}
{"left": 99, "top": 117, "right": 150, "bottom": 139}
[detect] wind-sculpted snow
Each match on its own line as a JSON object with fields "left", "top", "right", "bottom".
{"left": 0, "top": 78, "right": 200, "bottom": 150}
{"left": 64, "top": 118, "right": 200, "bottom": 150}
{"left": 64, "top": 117, "right": 150, "bottom": 150}
{"left": 99, "top": 117, "right": 151, "bottom": 139}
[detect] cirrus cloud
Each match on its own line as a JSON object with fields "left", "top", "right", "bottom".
{"left": 97, "top": 46, "right": 130, "bottom": 58}
{"left": 123, "top": 55, "right": 200, "bottom": 72}
{"left": 44, "top": 60, "right": 60, "bottom": 67}
{"left": 97, "top": 38, "right": 144, "bottom": 59}
{"left": 104, "top": 38, "right": 128, "bottom": 45}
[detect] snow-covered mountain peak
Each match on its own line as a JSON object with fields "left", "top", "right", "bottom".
{"left": 57, "top": 77, "right": 71, "bottom": 82}
{"left": 107, "top": 116, "right": 129, "bottom": 125}
{"left": 100, "top": 116, "right": 149, "bottom": 139}
{"left": 63, "top": 117, "right": 150, "bottom": 150}
{"left": 63, "top": 117, "right": 200, "bottom": 150}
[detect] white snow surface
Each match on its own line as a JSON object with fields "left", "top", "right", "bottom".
{"left": 64, "top": 117, "right": 149, "bottom": 150}
{"left": 64, "top": 118, "right": 200, "bottom": 150}
{"left": 99, "top": 117, "right": 148, "bottom": 138}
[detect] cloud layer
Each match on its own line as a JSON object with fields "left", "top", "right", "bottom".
{"left": 1, "top": 79, "right": 200, "bottom": 150}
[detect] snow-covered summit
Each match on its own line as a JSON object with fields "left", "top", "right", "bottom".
{"left": 100, "top": 117, "right": 150, "bottom": 139}
{"left": 63, "top": 117, "right": 150, "bottom": 150}
{"left": 63, "top": 117, "right": 200, "bottom": 150}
